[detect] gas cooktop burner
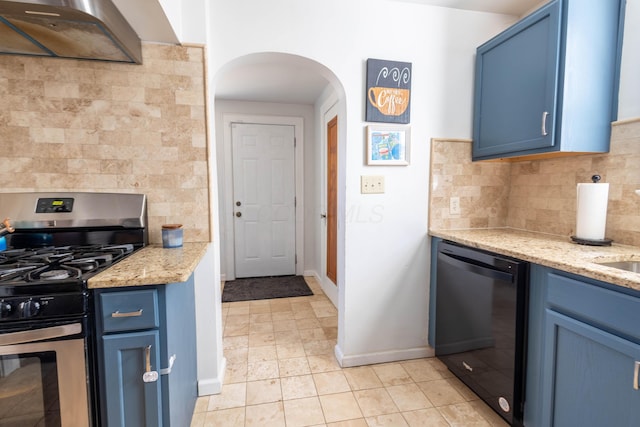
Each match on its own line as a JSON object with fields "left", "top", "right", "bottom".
{"left": 40, "top": 270, "right": 71, "bottom": 280}
{"left": 0, "top": 244, "right": 135, "bottom": 286}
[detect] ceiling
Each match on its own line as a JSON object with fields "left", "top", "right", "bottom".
{"left": 215, "top": 0, "right": 545, "bottom": 104}
{"left": 215, "top": 54, "right": 335, "bottom": 105}
{"left": 395, "top": 0, "right": 544, "bottom": 16}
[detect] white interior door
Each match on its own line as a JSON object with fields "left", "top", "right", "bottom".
{"left": 231, "top": 123, "right": 296, "bottom": 278}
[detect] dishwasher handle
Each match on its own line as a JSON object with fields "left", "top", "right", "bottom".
{"left": 438, "top": 251, "right": 514, "bottom": 283}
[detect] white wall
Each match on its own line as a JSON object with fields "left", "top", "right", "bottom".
{"left": 618, "top": 0, "right": 640, "bottom": 120}
{"left": 206, "top": 0, "right": 515, "bottom": 365}
{"left": 164, "top": 0, "right": 639, "bottom": 374}
{"left": 158, "top": 0, "right": 206, "bottom": 44}
{"left": 344, "top": 3, "right": 515, "bottom": 366}
{"left": 193, "top": 245, "right": 225, "bottom": 395}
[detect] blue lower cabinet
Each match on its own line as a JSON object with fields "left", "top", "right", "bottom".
{"left": 101, "top": 331, "right": 162, "bottom": 427}
{"left": 95, "top": 276, "right": 197, "bottom": 427}
{"left": 541, "top": 310, "right": 640, "bottom": 426}
{"left": 159, "top": 279, "right": 198, "bottom": 427}
{"left": 525, "top": 266, "right": 640, "bottom": 426}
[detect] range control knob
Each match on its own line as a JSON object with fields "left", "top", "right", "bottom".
{"left": 19, "top": 300, "right": 41, "bottom": 318}
{"left": 0, "top": 301, "right": 12, "bottom": 318}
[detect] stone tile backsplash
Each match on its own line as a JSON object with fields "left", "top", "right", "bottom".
{"left": 430, "top": 118, "right": 640, "bottom": 247}
{"left": 429, "top": 138, "right": 511, "bottom": 230}
{"left": 2, "top": 42, "right": 636, "bottom": 248}
{"left": 0, "top": 43, "right": 209, "bottom": 244}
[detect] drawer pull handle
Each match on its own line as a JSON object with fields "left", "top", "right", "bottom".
{"left": 541, "top": 111, "right": 549, "bottom": 136}
{"left": 111, "top": 309, "right": 143, "bottom": 318}
{"left": 634, "top": 361, "right": 640, "bottom": 390}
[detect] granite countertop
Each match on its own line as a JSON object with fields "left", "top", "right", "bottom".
{"left": 88, "top": 242, "right": 209, "bottom": 289}
{"left": 429, "top": 228, "right": 640, "bottom": 291}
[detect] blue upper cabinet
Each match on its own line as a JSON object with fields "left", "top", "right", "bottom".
{"left": 472, "top": 0, "right": 625, "bottom": 161}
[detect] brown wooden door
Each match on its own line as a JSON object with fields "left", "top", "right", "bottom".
{"left": 327, "top": 116, "right": 338, "bottom": 285}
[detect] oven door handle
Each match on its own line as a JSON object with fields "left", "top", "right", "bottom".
{"left": 0, "top": 322, "right": 82, "bottom": 346}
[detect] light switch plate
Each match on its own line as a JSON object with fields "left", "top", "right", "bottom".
{"left": 361, "top": 175, "right": 385, "bottom": 194}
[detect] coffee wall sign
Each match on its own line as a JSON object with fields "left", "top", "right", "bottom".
{"left": 366, "top": 58, "right": 412, "bottom": 124}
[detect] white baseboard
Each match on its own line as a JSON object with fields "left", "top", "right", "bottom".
{"left": 197, "top": 357, "right": 227, "bottom": 396}
{"left": 334, "top": 344, "right": 435, "bottom": 368}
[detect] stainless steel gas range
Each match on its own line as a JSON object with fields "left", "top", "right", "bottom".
{"left": 0, "top": 192, "right": 147, "bottom": 426}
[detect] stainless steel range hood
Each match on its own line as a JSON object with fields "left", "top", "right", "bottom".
{"left": 0, "top": 0, "right": 142, "bottom": 63}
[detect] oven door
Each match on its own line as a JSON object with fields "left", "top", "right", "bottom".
{"left": 0, "top": 322, "right": 90, "bottom": 427}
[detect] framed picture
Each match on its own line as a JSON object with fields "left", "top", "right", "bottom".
{"left": 365, "top": 58, "right": 412, "bottom": 124}
{"left": 366, "top": 125, "right": 410, "bottom": 165}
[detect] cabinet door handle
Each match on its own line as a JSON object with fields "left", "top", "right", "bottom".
{"left": 143, "top": 345, "right": 159, "bottom": 383}
{"left": 541, "top": 111, "right": 549, "bottom": 136}
{"left": 111, "top": 309, "right": 143, "bottom": 318}
{"left": 145, "top": 345, "right": 152, "bottom": 372}
{"left": 634, "top": 361, "right": 640, "bottom": 390}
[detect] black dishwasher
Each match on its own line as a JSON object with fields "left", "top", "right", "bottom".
{"left": 435, "top": 240, "right": 529, "bottom": 427}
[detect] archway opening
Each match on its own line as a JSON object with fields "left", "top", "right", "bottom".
{"left": 212, "top": 52, "right": 346, "bottom": 308}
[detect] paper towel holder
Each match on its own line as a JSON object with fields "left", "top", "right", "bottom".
{"left": 570, "top": 174, "right": 612, "bottom": 246}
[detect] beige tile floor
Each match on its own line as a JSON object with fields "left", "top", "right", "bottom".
{"left": 191, "top": 277, "right": 509, "bottom": 427}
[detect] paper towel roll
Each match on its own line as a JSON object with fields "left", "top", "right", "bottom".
{"left": 575, "top": 182, "right": 609, "bottom": 241}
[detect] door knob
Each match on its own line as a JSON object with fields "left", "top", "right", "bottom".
{"left": 235, "top": 212, "right": 242, "bottom": 217}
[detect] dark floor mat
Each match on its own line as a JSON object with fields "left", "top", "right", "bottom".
{"left": 222, "top": 275, "right": 313, "bottom": 302}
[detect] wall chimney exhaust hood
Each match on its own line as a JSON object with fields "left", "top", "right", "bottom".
{"left": 0, "top": 0, "right": 142, "bottom": 63}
